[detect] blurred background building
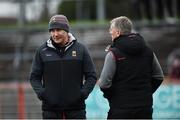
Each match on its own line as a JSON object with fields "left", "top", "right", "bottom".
{"left": 0, "top": 0, "right": 180, "bottom": 119}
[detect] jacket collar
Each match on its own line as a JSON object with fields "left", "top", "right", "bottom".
{"left": 47, "top": 33, "right": 76, "bottom": 51}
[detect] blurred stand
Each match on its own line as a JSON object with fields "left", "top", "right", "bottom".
{"left": 0, "top": 82, "right": 41, "bottom": 119}
{"left": 131, "top": 0, "right": 178, "bottom": 24}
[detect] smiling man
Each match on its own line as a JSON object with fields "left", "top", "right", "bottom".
{"left": 29, "top": 14, "right": 97, "bottom": 119}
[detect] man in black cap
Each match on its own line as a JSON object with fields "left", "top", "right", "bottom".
{"left": 29, "top": 14, "right": 97, "bottom": 119}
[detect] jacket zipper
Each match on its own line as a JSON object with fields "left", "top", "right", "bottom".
{"left": 59, "top": 49, "right": 64, "bottom": 89}
{"left": 59, "top": 49, "right": 64, "bottom": 107}
{"left": 60, "top": 57, "right": 63, "bottom": 89}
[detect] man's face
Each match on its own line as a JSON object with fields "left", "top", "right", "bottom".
{"left": 109, "top": 23, "right": 120, "bottom": 41}
{"left": 50, "top": 28, "right": 69, "bottom": 46}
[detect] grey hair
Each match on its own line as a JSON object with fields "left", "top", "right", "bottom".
{"left": 110, "top": 16, "right": 133, "bottom": 34}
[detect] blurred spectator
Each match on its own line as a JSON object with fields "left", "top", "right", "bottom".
{"left": 153, "top": 48, "right": 180, "bottom": 119}
{"left": 131, "top": 0, "right": 153, "bottom": 21}
{"left": 177, "top": 0, "right": 180, "bottom": 18}
{"left": 155, "top": 0, "right": 176, "bottom": 23}
{"left": 155, "top": 0, "right": 164, "bottom": 20}
{"left": 167, "top": 48, "right": 180, "bottom": 81}
{"left": 165, "top": 0, "right": 174, "bottom": 18}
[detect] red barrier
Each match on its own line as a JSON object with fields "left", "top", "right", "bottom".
{"left": 17, "top": 84, "right": 25, "bottom": 119}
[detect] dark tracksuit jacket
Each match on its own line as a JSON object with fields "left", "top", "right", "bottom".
{"left": 101, "top": 33, "right": 163, "bottom": 109}
{"left": 29, "top": 33, "right": 97, "bottom": 111}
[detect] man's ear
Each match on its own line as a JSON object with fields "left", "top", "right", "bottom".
{"left": 117, "top": 30, "right": 121, "bottom": 36}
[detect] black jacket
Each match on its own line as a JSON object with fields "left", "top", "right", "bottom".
{"left": 29, "top": 33, "right": 97, "bottom": 111}
{"left": 101, "top": 33, "right": 161, "bottom": 109}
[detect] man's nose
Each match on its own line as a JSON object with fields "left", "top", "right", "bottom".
{"left": 54, "top": 30, "right": 59, "bottom": 35}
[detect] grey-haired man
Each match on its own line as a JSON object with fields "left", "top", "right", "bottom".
{"left": 98, "top": 16, "right": 164, "bottom": 119}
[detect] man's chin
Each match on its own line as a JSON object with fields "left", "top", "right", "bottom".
{"left": 54, "top": 40, "right": 62, "bottom": 44}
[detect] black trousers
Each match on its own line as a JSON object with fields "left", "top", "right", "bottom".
{"left": 108, "top": 107, "right": 152, "bottom": 119}
{"left": 42, "top": 109, "right": 86, "bottom": 119}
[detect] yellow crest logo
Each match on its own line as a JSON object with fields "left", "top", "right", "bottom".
{"left": 72, "top": 51, "right": 77, "bottom": 57}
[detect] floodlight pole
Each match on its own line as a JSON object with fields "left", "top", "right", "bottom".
{"left": 96, "top": 0, "right": 106, "bottom": 22}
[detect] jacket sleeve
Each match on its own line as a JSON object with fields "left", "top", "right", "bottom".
{"left": 151, "top": 53, "right": 164, "bottom": 93}
{"left": 99, "top": 51, "right": 116, "bottom": 99}
{"left": 29, "top": 49, "right": 44, "bottom": 100}
{"left": 81, "top": 45, "right": 97, "bottom": 100}
{"left": 99, "top": 51, "right": 116, "bottom": 88}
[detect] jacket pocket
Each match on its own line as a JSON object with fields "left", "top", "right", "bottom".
{"left": 37, "top": 88, "right": 45, "bottom": 101}
{"left": 63, "top": 86, "right": 82, "bottom": 106}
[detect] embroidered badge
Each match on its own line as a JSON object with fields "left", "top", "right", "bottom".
{"left": 72, "top": 51, "right": 77, "bottom": 57}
